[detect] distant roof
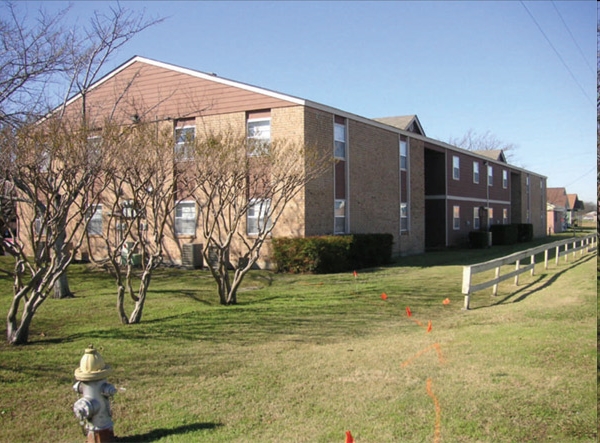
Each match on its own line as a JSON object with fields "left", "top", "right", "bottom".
{"left": 546, "top": 187, "right": 569, "bottom": 209}
{"left": 372, "top": 115, "right": 425, "bottom": 136}
{"left": 567, "top": 194, "right": 584, "bottom": 211}
{"left": 473, "top": 149, "right": 507, "bottom": 163}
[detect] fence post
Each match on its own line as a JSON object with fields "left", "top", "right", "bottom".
{"left": 514, "top": 259, "right": 520, "bottom": 285}
{"left": 544, "top": 249, "right": 549, "bottom": 270}
{"left": 530, "top": 254, "right": 535, "bottom": 276}
{"left": 555, "top": 245, "right": 560, "bottom": 265}
{"left": 462, "top": 266, "right": 472, "bottom": 310}
{"left": 492, "top": 266, "right": 500, "bottom": 296}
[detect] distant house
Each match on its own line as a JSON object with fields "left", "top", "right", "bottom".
{"left": 29, "top": 55, "right": 548, "bottom": 267}
{"left": 566, "top": 194, "right": 584, "bottom": 227}
{"left": 546, "top": 187, "right": 569, "bottom": 234}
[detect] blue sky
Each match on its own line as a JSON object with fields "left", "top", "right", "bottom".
{"left": 22, "top": 1, "right": 598, "bottom": 203}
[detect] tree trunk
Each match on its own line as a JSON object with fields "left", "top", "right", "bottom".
{"left": 6, "top": 297, "right": 35, "bottom": 345}
{"left": 116, "top": 284, "right": 129, "bottom": 324}
{"left": 128, "top": 269, "right": 151, "bottom": 323}
{"left": 53, "top": 272, "right": 73, "bottom": 299}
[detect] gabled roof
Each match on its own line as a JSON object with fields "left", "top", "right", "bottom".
{"left": 567, "top": 194, "right": 584, "bottom": 211}
{"left": 546, "top": 187, "right": 569, "bottom": 210}
{"left": 473, "top": 149, "right": 507, "bottom": 163}
{"left": 372, "top": 115, "right": 425, "bottom": 136}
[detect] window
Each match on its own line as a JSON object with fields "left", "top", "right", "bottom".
{"left": 175, "top": 126, "right": 195, "bottom": 160}
{"left": 473, "top": 207, "right": 480, "bottom": 230}
{"left": 87, "top": 136, "right": 102, "bottom": 163}
{"left": 452, "top": 156, "right": 460, "bottom": 180}
{"left": 334, "top": 122, "right": 346, "bottom": 159}
{"left": 86, "top": 205, "right": 103, "bottom": 236}
{"left": 400, "top": 140, "right": 408, "bottom": 170}
{"left": 453, "top": 206, "right": 460, "bottom": 230}
{"left": 473, "top": 161, "right": 479, "bottom": 184}
{"left": 175, "top": 201, "right": 196, "bottom": 235}
{"left": 247, "top": 118, "right": 271, "bottom": 156}
{"left": 503, "top": 208, "right": 508, "bottom": 224}
{"left": 487, "top": 165, "right": 493, "bottom": 186}
{"left": 247, "top": 199, "right": 272, "bottom": 235}
{"left": 334, "top": 199, "right": 346, "bottom": 234}
{"left": 121, "top": 200, "right": 138, "bottom": 219}
{"left": 400, "top": 203, "right": 408, "bottom": 232}
{"left": 502, "top": 170, "right": 508, "bottom": 189}
{"left": 488, "top": 207, "right": 494, "bottom": 226}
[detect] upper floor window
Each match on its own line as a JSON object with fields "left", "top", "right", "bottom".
{"left": 473, "top": 161, "right": 479, "bottom": 184}
{"left": 487, "top": 165, "right": 493, "bottom": 186}
{"left": 334, "top": 121, "right": 346, "bottom": 159}
{"left": 452, "top": 156, "right": 460, "bottom": 180}
{"left": 247, "top": 118, "right": 271, "bottom": 156}
{"left": 175, "top": 125, "right": 195, "bottom": 161}
{"left": 247, "top": 198, "right": 272, "bottom": 235}
{"left": 400, "top": 140, "right": 408, "bottom": 170}
{"left": 175, "top": 201, "right": 196, "bottom": 236}
{"left": 502, "top": 170, "right": 508, "bottom": 189}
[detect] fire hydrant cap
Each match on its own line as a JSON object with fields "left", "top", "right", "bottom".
{"left": 74, "top": 345, "right": 113, "bottom": 382}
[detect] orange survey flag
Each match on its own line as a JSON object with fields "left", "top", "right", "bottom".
{"left": 381, "top": 292, "right": 388, "bottom": 300}
{"left": 406, "top": 306, "right": 412, "bottom": 317}
{"left": 427, "top": 320, "right": 432, "bottom": 333}
{"left": 353, "top": 270, "right": 358, "bottom": 278}
{"left": 443, "top": 298, "right": 450, "bottom": 305}
{"left": 345, "top": 430, "right": 355, "bottom": 443}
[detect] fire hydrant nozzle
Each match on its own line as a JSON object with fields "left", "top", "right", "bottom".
{"left": 73, "top": 345, "right": 117, "bottom": 442}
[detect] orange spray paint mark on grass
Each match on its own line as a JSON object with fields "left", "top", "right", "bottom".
{"left": 426, "top": 378, "right": 442, "bottom": 443}
{"left": 400, "top": 343, "right": 445, "bottom": 368}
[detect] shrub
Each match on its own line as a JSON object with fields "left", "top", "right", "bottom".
{"left": 468, "top": 231, "right": 489, "bottom": 249}
{"left": 490, "top": 224, "right": 518, "bottom": 245}
{"left": 273, "top": 234, "right": 393, "bottom": 274}
{"left": 515, "top": 223, "right": 534, "bottom": 242}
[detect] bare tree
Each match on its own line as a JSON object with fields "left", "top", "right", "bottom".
{"left": 2, "top": 117, "right": 106, "bottom": 345}
{"left": 0, "top": 3, "right": 162, "bottom": 344}
{"left": 179, "top": 128, "right": 331, "bottom": 305}
{"left": 85, "top": 120, "right": 183, "bottom": 324}
{"left": 448, "top": 129, "right": 517, "bottom": 162}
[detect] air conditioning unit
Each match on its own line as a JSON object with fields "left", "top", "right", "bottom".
{"left": 182, "top": 243, "right": 203, "bottom": 269}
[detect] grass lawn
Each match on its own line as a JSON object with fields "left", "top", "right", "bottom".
{"left": 0, "top": 234, "right": 596, "bottom": 442}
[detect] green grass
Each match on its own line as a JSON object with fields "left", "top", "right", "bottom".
{"left": 0, "top": 237, "right": 596, "bottom": 442}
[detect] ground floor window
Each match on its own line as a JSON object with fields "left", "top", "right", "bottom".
{"left": 503, "top": 208, "right": 508, "bottom": 224}
{"left": 86, "top": 205, "right": 103, "bottom": 236}
{"left": 473, "top": 207, "right": 480, "bottom": 230}
{"left": 247, "top": 198, "right": 272, "bottom": 235}
{"left": 175, "top": 201, "right": 196, "bottom": 235}
{"left": 334, "top": 199, "right": 346, "bottom": 234}
{"left": 453, "top": 206, "right": 460, "bottom": 230}
{"left": 400, "top": 202, "right": 408, "bottom": 232}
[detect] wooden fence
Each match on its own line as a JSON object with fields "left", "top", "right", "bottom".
{"left": 461, "top": 233, "right": 597, "bottom": 310}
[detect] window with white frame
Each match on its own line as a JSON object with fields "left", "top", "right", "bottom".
{"left": 86, "top": 205, "right": 103, "bottom": 236}
{"left": 502, "top": 170, "right": 508, "bottom": 189}
{"left": 473, "top": 207, "right": 480, "bottom": 230}
{"left": 247, "top": 118, "right": 271, "bottom": 156}
{"left": 334, "top": 199, "right": 346, "bottom": 234}
{"left": 334, "top": 122, "right": 346, "bottom": 159}
{"left": 175, "top": 126, "right": 195, "bottom": 160}
{"left": 247, "top": 198, "right": 272, "bottom": 235}
{"left": 174, "top": 201, "right": 196, "bottom": 236}
{"left": 487, "top": 165, "right": 493, "bottom": 186}
{"left": 473, "top": 161, "right": 479, "bottom": 184}
{"left": 400, "top": 202, "right": 408, "bottom": 232}
{"left": 452, "top": 156, "right": 460, "bottom": 180}
{"left": 503, "top": 208, "right": 508, "bottom": 224}
{"left": 87, "top": 135, "right": 102, "bottom": 164}
{"left": 400, "top": 140, "right": 408, "bottom": 170}
{"left": 453, "top": 206, "right": 460, "bottom": 230}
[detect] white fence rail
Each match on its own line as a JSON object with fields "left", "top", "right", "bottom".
{"left": 461, "top": 233, "right": 597, "bottom": 310}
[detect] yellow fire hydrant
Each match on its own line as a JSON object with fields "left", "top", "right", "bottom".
{"left": 73, "top": 345, "right": 117, "bottom": 443}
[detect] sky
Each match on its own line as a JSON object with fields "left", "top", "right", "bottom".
{"left": 19, "top": 1, "right": 598, "bottom": 203}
